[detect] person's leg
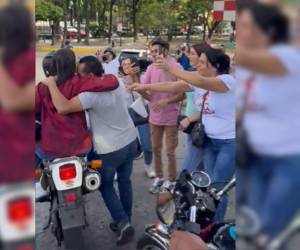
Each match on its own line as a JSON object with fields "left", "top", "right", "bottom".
{"left": 150, "top": 124, "right": 165, "bottom": 178}
{"left": 165, "top": 126, "right": 178, "bottom": 181}
{"left": 117, "top": 141, "right": 136, "bottom": 221}
{"left": 259, "top": 156, "right": 300, "bottom": 238}
{"left": 203, "top": 138, "right": 217, "bottom": 178}
{"left": 137, "top": 123, "right": 153, "bottom": 165}
{"left": 182, "top": 134, "right": 204, "bottom": 173}
{"left": 211, "top": 139, "right": 235, "bottom": 222}
{"left": 99, "top": 151, "right": 129, "bottom": 224}
{"left": 246, "top": 156, "right": 271, "bottom": 217}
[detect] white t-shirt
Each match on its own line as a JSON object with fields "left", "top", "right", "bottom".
{"left": 189, "top": 85, "right": 207, "bottom": 112}
{"left": 202, "top": 74, "right": 236, "bottom": 139}
{"left": 79, "top": 86, "right": 137, "bottom": 154}
{"left": 244, "top": 45, "right": 300, "bottom": 156}
{"left": 103, "top": 58, "right": 120, "bottom": 78}
{"left": 118, "top": 76, "right": 141, "bottom": 108}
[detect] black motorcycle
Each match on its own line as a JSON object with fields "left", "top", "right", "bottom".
{"left": 137, "top": 170, "right": 236, "bottom": 250}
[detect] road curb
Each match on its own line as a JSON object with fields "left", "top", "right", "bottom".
{"left": 36, "top": 46, "right": 101, "bottom": 54}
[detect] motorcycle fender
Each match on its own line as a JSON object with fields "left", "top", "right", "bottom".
{"left": 57, "top": 189, "right": 85, "bottom": 230}
{"left": 144, "top": 224, "right": 169, "bottom": 250}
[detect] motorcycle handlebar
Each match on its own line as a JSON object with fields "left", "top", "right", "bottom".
{"left": 216, "top": 177, "right": 236, "bottom": 199}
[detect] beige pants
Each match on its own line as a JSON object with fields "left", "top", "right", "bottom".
{"left": 150, "top": 124, "right": 178, "bottom": 181}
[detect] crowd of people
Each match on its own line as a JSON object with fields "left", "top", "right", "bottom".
{"left": 3, "top": 0, "right": 300, "bottom": 249}
{"left": 35, "top": 32, "right": 236, "bottom": 245}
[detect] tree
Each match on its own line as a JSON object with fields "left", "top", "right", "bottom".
{"left": 132, "top": 0, "right": 140, "bottom": 42}
{"left": 75, "top": 0, "right": 82, "bottom": 43}
{"left": 36, "top": 0, "right": 63, "bottom": 45}
{"left": 108, "top": 0, "right": 116, "bottom": 43}
{"left": 84, "top": 0, "right": 91, "bottom": 45}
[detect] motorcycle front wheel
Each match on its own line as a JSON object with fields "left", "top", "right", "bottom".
{"left": 137, "top": 234, "right": 166, "bottom": 250}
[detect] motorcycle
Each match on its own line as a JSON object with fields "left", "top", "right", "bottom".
{"left": 35, "top": 156, "right": 102, "bottom": 250}
{"left": 0, "top": 182, "right": 35, "bottom": 250}
{"left": 137, "top": 170, "right": 236, "bottom": 250}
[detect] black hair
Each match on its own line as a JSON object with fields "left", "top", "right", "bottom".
{"left": 204, "top": 48, "right": 231, "bottom": 75}
{"left": 52, "top": 49, "right": 76, "bottom": 86}
{"left": 192, "top": 42, "right": 211, "bottom": 57}
{"left": 244, "top": 2, "right": 289, "bottom": 44}
{"left": 0, "top": 4, "right": 33, "bottom": 63}
{"left": 119, "top": 56, "right": 140, "bottom": 76}
{"left": 79, "top": 56, "right": 104, "bottom": 77}
{"left": 104, "top": 48, "right": 116, "bottom": 59}
{"left": 151, "top": 38, "right": 170, "bottom": 51}
{"left": 236, "top": 0, "right": 257, "bottom": 14}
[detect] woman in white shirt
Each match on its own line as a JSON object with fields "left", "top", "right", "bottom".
{"left": 236, "top": 2, "right": 300, "bottom": 247}
{"left": 129, "top": 47, "right": 236, "bottom": 222}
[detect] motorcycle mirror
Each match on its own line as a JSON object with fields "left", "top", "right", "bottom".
{"left": 156, "top": 192, "right": 175, "bottom": 225}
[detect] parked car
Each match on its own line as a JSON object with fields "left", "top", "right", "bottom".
{"left": 66, "top": 26, "right": 91, "bottom": 39}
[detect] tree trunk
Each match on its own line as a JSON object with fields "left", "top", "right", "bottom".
{"left": 61, "top": 0, "right": 68, "bottom": 48}
{"left": 108, "top": 0, "right": 115, "bottom": 43}
{"left": 76, "top": 0, "right": 82, "bottom": 43}
{"left": 167, "top": 25, "right": 173, "bottom": 42}
{"left": 186, "top": 11, "right": 195, "bottom": 42}
{"left": 202, "top": 13, "right": 207, "bottom": 41}
{"left": 208, "top": 21, "right": 220, "bottom": 40}
{"left": 84, "top": 0, "right": 90, "bottom": 45}
{"left": 132, "top": 0, "right": 138, "bottom": 42}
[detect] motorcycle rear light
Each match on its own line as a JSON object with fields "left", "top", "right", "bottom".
{"left": 59, "top": 164, "right": 77, "bottom": 180}
{"left": 16, "top": 245, "right": 34, "bottom": 250}
{"left": 64, "top": 193, "right": 77, "bottom": 203}
{"left": 7, "top": 197, "right": 32, "bottom": 223}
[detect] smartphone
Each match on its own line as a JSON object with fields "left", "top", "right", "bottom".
{"left": 158, "top": 45, "right": 164, "bottom": 57}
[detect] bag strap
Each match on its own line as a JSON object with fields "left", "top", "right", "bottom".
{"left": 131, "top": 92, "right": 136, "bottom": 102}
{"left": 239, "top": 75, "right": 256, "bottom": 125}
{"left": 199, "top": 91, "right": 209, "bottom": 123}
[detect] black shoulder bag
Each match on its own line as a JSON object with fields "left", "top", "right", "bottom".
{"left": 191, "top": 91, "right": 209, "bottom": 148}
{"left": 236, "top": 75, "right": 255, "bottom": 168}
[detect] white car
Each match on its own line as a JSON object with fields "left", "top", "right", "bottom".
{"left": 118, "top": 49, "right": 150, "bottom": 62}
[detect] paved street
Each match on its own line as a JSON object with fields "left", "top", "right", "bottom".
{"left": 35, "top": 52, "right": 235, "bottom": 250}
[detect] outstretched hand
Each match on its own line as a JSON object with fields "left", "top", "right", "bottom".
{"left": 126, "top": 83, "right": 148, "bottom": 92}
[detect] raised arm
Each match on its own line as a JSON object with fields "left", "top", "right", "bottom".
{"left": 42, "top": 76, "right": 83, "bottom": 115}
{"left": 0, "top": 61, "right": 34, "bottom": 111}
{"left": 153, "top": 93, "right": 185, "bottom": 113}
{"left": 235, "top": 47, "right": 288, "bottom": 76}
{"left": 168, "top": 68, "right": 229, "bottom": 93}
{"left": 129, "top": 81, "right": 192, "bottom": 93}
{"left": 154, "top": 59, "right": 229, "bottom": 93}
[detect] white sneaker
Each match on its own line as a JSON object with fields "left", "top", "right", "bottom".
{"left": 114, "top": 173, "right": 118, "bottom": 181}
{"left": 149, "top": 177, "right": 164, "bottom": 194}
{"left": 161, "top": 180, "right": 176, "bottom": 192}
{"left": 144, "top": 164, "right": 155, "bottom": 179}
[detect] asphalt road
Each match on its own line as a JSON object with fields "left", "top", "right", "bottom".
{"left": 35, "top": 52, "right": 235, "bottom": 250}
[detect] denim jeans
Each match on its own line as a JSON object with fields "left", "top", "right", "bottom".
{"left": 137, "top": 123, "right": 153, "bottom": 165}
{"left": 95, "top": 140, "right": 137, "bottom": 224}
{"left": 182, "top": 134, "right": 204, "bottom": 173}
{"left": 203, "top": 137, "right": 235, "bottom": 222}
{"left": 247, "top": 154, "right": 300, "bottom": 238}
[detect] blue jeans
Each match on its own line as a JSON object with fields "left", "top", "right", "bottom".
{"left": 203, "top": 138, "right": 235, "bottom": 222}
{"left": 182, "top": 134, "right": 204, "bottom": 173}
{"left": 247, "top": 154, "right": 300, "bottom": 238}
{"left": 96, "top": 140, "right": 137, "bottom": 224}
{"left": 137, "top": 123, "right": 153, "bottom": 165}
